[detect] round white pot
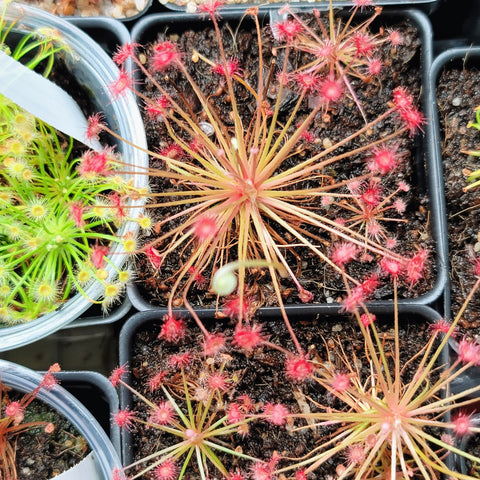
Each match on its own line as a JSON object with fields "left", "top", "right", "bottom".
{"left": 0, "top": 2, "right": 148, "bottom": 351}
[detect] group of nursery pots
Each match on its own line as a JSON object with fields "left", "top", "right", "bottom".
{"left": 3, "top": 0, "right": 480, "bottom": 479}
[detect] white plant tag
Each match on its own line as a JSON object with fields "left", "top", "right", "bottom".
{"left": 0, "top": 50, "right": 102, "bottom": 151}
{"left": 52, "top": 452, "right": 103, "bottom": 480}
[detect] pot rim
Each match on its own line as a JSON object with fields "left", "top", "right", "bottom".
{"left": 0, "top": 359, "right": 122, "bottom": 479}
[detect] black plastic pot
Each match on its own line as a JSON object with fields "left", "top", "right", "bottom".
{"left": 0, "top": 360, "right": 122, "bottom": 479}
{"left": 66, "top": 17, "right": 130, "bottom": 56}
{"left": 127, "top": 9, "right": 447, "bottom": 318}
{"left": 118, "top": 304, "right": 445, "bottom": 465}
{"left": 161, "top": 0, "right": 440, "bottom": 15}
{"left": 0, "top": 299, "right": 131, "bottom": 375}
{"left": 429, "top": 46, "right": 480, "bottom": 322}
{"left": 54, "top": 371, "right": 121, "bottom": 456}
{"left": 429, "top": 48, "right": 480, "bottom": 476}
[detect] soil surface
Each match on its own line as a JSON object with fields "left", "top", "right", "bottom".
{"left": 16, "top": 0, "right": 148, "bottom": 19}
{"left": 125, "top": 313, "right": 435, "bottom": 479}
{"left": 436, "top": 67, "right": 480, "bottom": 333}
{"left": 133, "top": 13, "right": 435, "bottom": 312}
{"left": 2, "top": 389, "right": 90, "bottom": 480}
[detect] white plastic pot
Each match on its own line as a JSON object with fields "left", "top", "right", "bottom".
{"left": 0, "top": 359, "right": 123, "bottom": 480}
{"left": 0, "top": 3, "right": 148, "bottom": 351}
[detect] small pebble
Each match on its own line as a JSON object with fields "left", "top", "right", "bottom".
{"left": 452, "top": 97, "right": 462, "bottom": 107}
{"left": 17, "top": 0, "right": 147, "bottom": 18}
{"left": 186, "top": 1, "right": 197, "bottom": 12}
{"left": 332, "top": 323, "right": 343, "bottom": 332}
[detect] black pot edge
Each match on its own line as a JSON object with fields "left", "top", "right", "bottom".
{"left": 53, "top": 371, "right": 121, "bottom": 457}
{"left": 66, "top": 16, "right": 130, "bottom": 57}
{"left": 161, "top": 0, "right": 441, "bottom": 15}
{"left": 428, "top": 46, "right": 480, "bottom": 322}
{"left": 66, "top": 296, "right": 132, "bottom": 329}
{"left": 430, "top": 51, "right": 480, "bottom": 474}
{"left": 117, "top": 304, "right": 445, "bottom": 464}
{"left": 128, "top": 9, "right": 447, "bottom": 314}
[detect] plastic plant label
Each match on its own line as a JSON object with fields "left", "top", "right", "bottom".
{"left": 0, "top": 50, "right": 102, "bottom": 151}
{"left": 52, "top": 452, "right": 103, "bottom": 480}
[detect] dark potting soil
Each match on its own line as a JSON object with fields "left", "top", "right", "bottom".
{"left": 436, "top": 68, "right": 480, "bottom": 332}
{"left": 2, "top": 390, "right": 90, "bottom": 479}
{"left": 133, "top": 14, "right": 436, "bottom": 311}
{"left": 126, "top": 314, "right": 434, "bottom": 479}
{"left": 462, "top": 429, "right": 480, "bottom": 477}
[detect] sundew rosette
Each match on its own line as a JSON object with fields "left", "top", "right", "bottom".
{"left": 0, "top": 97, "right": 142, "bottom": 324}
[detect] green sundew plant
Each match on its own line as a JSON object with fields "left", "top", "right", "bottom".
{"left": 0, "top": 0, "right": 69, "bottom": 77}
{"left": 462, "top": 105, "right": 480, "bottom": 190}
{"left": 0, "top": 2, "right": 141, "bottom": 324}
{"left": 110, "top": 355, "right": 260, "bottom": 480}
{"left": 0, "top": 96, "right": 136, "bottom": 324}
{"left": 278, "top": 274, "right": 480, "bottom": 480}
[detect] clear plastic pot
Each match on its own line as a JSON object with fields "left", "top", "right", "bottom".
{"left": 0, "top": 3, "right": 148, "bottom": 351}
{"left": 0, "top": 359, "right": 123, "bottom": 479}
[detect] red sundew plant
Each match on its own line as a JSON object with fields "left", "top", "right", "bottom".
{"left": 110, "top": 356, "right": 262, "bottom": 480}
{"left": 276, "top": 274, "right": 480, "bottom": 480}
{"left": 273, "top": 2, "right": 400, "bottom": 121}
{"left": 329, "top": 177, "right": 409, "bottom": 246}
{"left": 96, "top": 2, "right": 428, "bottom": 360}
{"left": 0, "top": 364, "right": 60, "bottom": 479}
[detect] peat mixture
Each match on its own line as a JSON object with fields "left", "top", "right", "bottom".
{"left": 133, "top": 13, "right": 436, "bottom": 311}
{"left": 2, "top": 390, "right": 90, "bottom": 480}
{"left": 437, "top": 66, "right": 480, "bottom": 332}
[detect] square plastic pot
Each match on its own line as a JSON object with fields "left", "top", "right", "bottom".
{"left": 0, "top": 298, "right": 131, "bottom": 375}
{"left": 117, "top": 304, "right": 446, "bottom": 466}
{"left": 429, "top": 47, "right": 480, "bottom": 439}
{"left": 55, "top": 370, "right": 121, "bottom": 456}
{"left": 428, "top": 46, "right": 480, "bottom": 321}
{"left": 126, "top": 8, "right": 447, "bottom": 320}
